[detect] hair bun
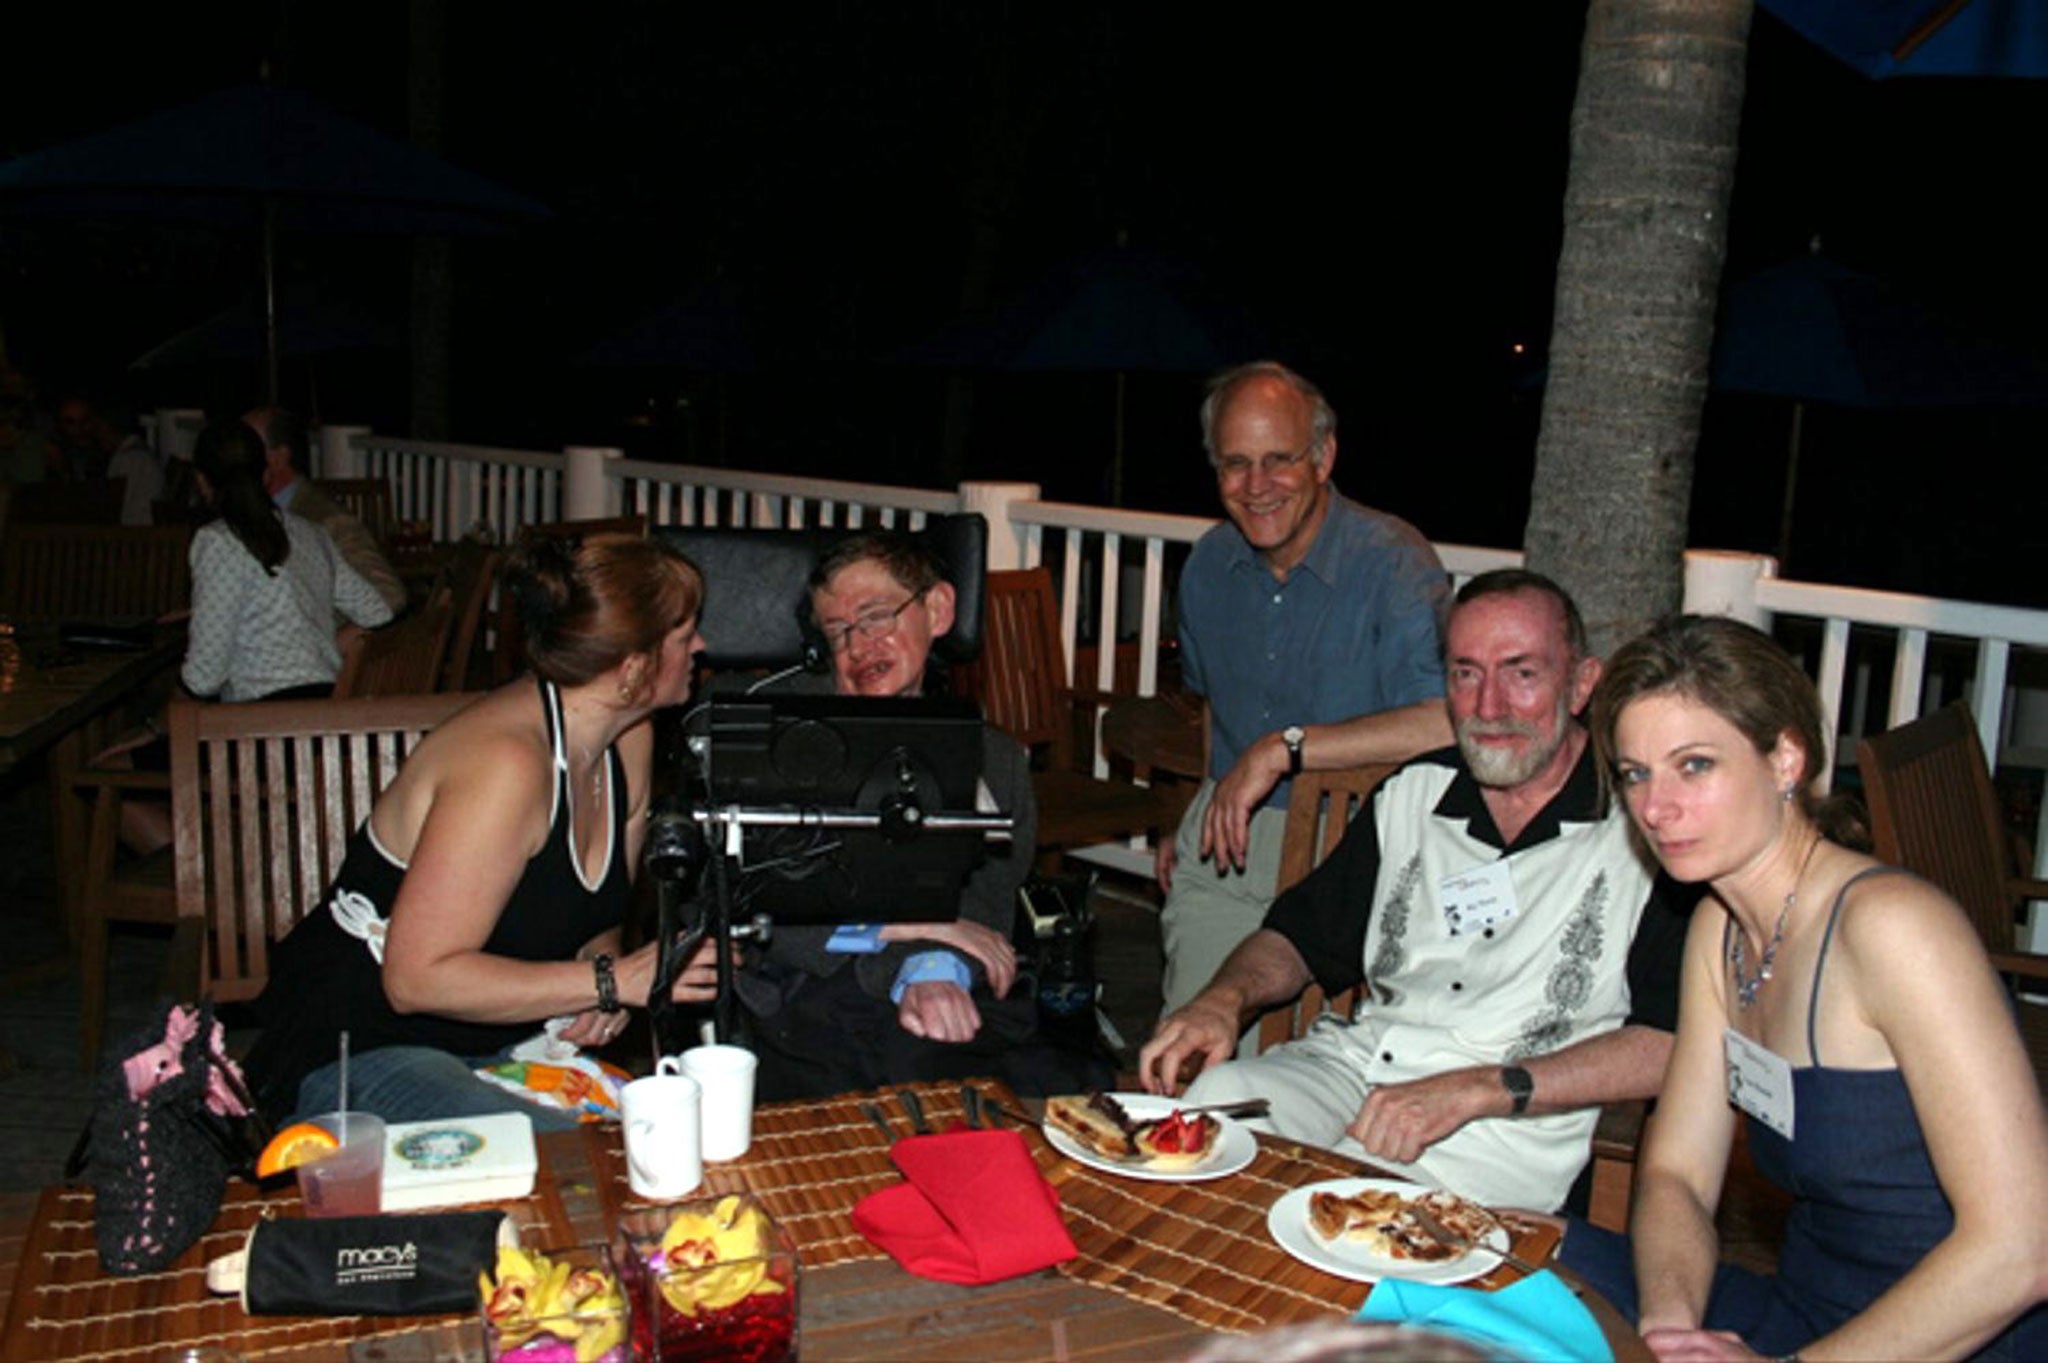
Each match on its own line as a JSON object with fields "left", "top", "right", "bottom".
{"left": 507, "top": 535, "right": 583, "bottom": 643}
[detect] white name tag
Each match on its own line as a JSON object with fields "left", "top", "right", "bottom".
{"left": 1440, "top": 860, "right": 1519, "bottom": 937}
{"left": 1723, "top": 1028, "right": 1796, "bottom": 1139}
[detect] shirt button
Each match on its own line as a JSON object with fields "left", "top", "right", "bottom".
{"left": 1380, "top": 1051, "right": 1393, "bottom": 1063}
{"left": 1451, "top": 981, "right": 1463, "bottom": 991}
{"left": 1271, "top": 594, "right": 1282, "bottom": 605}
{"left": 1483, "top": 928, "right": 1495, "bottom": 939}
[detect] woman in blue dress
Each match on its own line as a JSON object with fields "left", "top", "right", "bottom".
{"left": 1562, "top": 615, "right": 2045, "bottom": 1361}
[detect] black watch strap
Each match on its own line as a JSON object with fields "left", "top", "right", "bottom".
{"left": 1501, "top": 1064, "right": 1534, "bottom": 1116}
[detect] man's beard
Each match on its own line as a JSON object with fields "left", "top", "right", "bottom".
{"left": 1456, "top": 692, "right": 1574, "bottom": 788}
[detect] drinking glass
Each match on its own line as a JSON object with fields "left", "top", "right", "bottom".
{"left": 296, "top": 1111, "right": 385, "bottom": 1218}
{"left": 479, "top": 1242, "right": 630, "bottom": 1363}
{"left": 615, "top": 1195, "right": 799, "bottom": 1362}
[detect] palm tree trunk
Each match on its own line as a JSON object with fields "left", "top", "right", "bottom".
{"left": 1524, "top": 0, "right": 1754, "bottom": 656}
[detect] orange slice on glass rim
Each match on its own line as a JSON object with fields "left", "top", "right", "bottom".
{"left": 256, "top": 1121, "right": 339, "bottom": 1178}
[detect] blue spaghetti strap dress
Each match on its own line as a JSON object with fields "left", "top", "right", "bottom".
{"left": 1561, "top": 866, "right": 2044, "bottom": 1359}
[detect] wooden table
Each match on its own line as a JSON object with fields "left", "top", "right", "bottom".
{"left": 1101, "top": 692, "right": 1206, "bottom": 783}
{"left": 0, "top": 626, "right": 183, "bottom": 941}
{"left": 1, "top": 1082, "right": 1648, "bottom": 1361}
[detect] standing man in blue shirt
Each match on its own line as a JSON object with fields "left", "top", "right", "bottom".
{"left": 1159, "top": 362, "right": 1453, "bottom": 1017}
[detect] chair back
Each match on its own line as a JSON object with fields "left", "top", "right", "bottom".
{"left": 1256, "top": 763, "right": 1396, "bottom": 1054}
{"left": 310, "top": 477, "right": 397, "bottom": 549}
{"left": 333, "top": 589, "right": 456, "bottom": 699}
{"left": 975, "top": 567, "right": 1076, "bottom": 763}
{"left": 651, "top": 515, "right": 988, "bottom": 671}
{"left": 0, "top": 524, "right": 193, "bottom": 622}
{"left": 437, "top": 542, "right": 501, "bottom": 693}
{"left": 1857, "top": 701, "right": 2023, "bottom": 956}
{"left": 168, "top": 692, "right": 476, "bottom": 1003}
{"left": 492, "top": 514, "right": 648, "bottom": 682}
{"left": 10, "top": 479, "right": 127, "bottom": 526}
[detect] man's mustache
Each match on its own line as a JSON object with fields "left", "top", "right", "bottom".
{"left": 1459, "top": 718, "right": 1538, "bottom": 740}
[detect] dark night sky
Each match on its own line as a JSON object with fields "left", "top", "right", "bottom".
{"left": 4, "top": 4, "right": 2043, "bottom": 604}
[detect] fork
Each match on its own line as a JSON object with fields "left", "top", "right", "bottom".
{"left": 1408, "top": 1203, "right": 1559, "bottom": 1285}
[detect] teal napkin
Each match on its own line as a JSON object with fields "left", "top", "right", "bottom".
{"left": 1356, "top": 1270, "right": 1613, "bottom": 1363}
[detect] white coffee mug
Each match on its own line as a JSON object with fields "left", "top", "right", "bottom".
{"left": 679, "top": 1043, "right": 759, "bottom": 1162}
{"left": 621, "top": 1059, "right": 703, "bottom": 1199}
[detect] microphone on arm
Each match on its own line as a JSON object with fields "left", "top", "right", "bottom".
{"left": 645, "top": 793, "right": 709, "bottom": 1057}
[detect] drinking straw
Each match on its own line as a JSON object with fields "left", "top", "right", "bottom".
{"left": 338, "top": 1030, "right": 351, "bottom": 1143}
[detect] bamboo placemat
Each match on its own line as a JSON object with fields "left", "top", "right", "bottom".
{"left": 1047, "top": 1134, "right": 1562, "bottom": 1335}
{"left": 584, "top": 1082, "right": 997, "bottom": 1268}
{"left": 0, "top": 1150, "right": 578, "bottom": 1362}
{"left": 584, "top": 1081, "right": 1559, "bottom": 1337}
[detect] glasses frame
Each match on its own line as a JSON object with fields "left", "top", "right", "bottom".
{"left": 1214, "top": 442, "right": 1320, "bottom": 484}
{"left": 820, "top": 591, "right": 922, "bottom": 652}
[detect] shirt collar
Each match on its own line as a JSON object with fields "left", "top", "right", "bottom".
{"left": 1432, "top": 734, "right": 1606, "bottom": 852}
{"left": 272, "top": 477, "right": 301, "bottom": 510}
{"left": 1222, "top": 486, "right": 1349, "bottom": 586}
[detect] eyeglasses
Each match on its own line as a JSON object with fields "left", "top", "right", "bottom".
{"left": 1215, "top": 444, "right": 1318, "bottom": 483}
{"left": 821, "top": 593, "right": 921, "bottom": 651}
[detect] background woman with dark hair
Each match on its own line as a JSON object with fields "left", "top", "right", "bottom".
{"left": 243, "top": 533, "right": 722, "bottom": 1128}
{"left": 182, "top": 420, "right": 392, "bottom": 702}
{"left": 1561, "top": 614, "right": 2046, "bottom": 1361}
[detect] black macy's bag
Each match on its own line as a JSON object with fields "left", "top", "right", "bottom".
{"left": 207, "top": 1212, "right": 511, "bottom": 1315}
{"left": 71, "top": 1002, "right": 268, "bottom": 1274}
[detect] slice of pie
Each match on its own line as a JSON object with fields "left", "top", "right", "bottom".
{"left": 1045, "top": 1093, "right": 1222, "bottom": 1170}
{"left": 1306, "top": 1185, "right": 1502, "bottom": 1262}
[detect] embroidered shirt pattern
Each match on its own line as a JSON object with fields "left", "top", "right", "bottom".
{"left": 1510, "top": 869, "right": 1610, "bottom": 1060}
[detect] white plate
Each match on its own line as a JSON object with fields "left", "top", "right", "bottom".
{"left": 1266, "top": 1177, "right": 1508, "bottom": 1285}
{"left": 1042, "top": 1093, "right": 1258, "bottom": 1182}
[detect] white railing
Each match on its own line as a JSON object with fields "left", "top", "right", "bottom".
{"left": 334, "top": 433, "right": 565, "bottom": 543}
{"left": 309, "top": 427, "right": 2048, "bottom": 894}
{"left": 612, "top": 457, "right": 956, "bottom": 531}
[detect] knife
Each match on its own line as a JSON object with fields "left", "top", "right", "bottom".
{"left": 858, "top": 1101, "right": 897, "bottom": 1145}
{"left": 896, "top": 1088, "right": 932, "bottom": 1135}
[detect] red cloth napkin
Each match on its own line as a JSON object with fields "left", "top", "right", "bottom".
{"left": 851, "top": 1129, "right": 1078, "bottom": 1284}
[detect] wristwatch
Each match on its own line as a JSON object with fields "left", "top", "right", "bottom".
{"left": 1501, "top": 1065, "right": 1534, "bottom": 1115}
{"left": 1281, "top": 725, "right": 1306, "bottom": 776}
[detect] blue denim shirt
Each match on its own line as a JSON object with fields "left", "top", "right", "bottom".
{"left": 1178, "top": 489, "right": 1449, "bottom": 809}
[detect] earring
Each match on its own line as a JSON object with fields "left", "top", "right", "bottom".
{"left": 1781, "top": 786, "right": 1795, "bottom": 804}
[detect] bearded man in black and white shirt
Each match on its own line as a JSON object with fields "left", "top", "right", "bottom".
{"left": 1139, "top": 570, "right": 1693, "bottom": 1212}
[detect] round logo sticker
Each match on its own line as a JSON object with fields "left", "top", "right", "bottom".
{"left": 395, "top": 1127, "right": 485, "bottom": 1168}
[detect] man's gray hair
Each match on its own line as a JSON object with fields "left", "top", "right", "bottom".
{"left": 1198, "top": 361, "right": 1337, "bottom": 465}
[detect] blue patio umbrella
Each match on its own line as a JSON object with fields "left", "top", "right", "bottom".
{"left": 1759, "top": 0, "right": 2048, "bottom": 80}
{"left": 130, "top": 290, "right": 399, "bottom": 369}
{"left": 576, "top": 276, "right": 759, "bottom": 372}
{"left": 898, "top": 248, "right": 1252, "bottom": 374}
{"left": 895, "top": 248, "right": 1265, "bottom": 502}
{"left": 1712, "top": 254, "right": 2048, "bottom": 408}
{"left": 0, "top": 83, "right": 549, "bottom": 400}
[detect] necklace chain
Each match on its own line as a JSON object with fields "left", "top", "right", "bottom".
{"left": 1729, "top": 833, "right": 1821, "bottom": 1009}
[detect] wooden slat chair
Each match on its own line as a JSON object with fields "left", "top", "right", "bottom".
{"left": 1254, "top": 764, "right": 1396, "bottom": 1054}
{"left": 8, "top": 479, "right": 128, "bottom": 526}
{"left": 435, "top": 542, "right": 502, "bottom": 693}
{"left": 492, "top": 514, "right": 649, "bottom": 683}
{"left": 332, "top": 588, "right": 456, "bottom": 699}
{"left": 77, "top": 693, "right": 475, "bottom": 1062}
{"left": 1254, "top": 761, "right": 1645, "bottom": 1231}
{"left": 971, "top": 567, "right": 1189, "bottom": 863}
{"left": 310, "top": 477, "right": 397, "bottom": 550}
{"left": 0, "top": 524, "right": 193, "bottom": 622}
{"left": 1858, "top": 701, "right": 2048, "bottom": 1087}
